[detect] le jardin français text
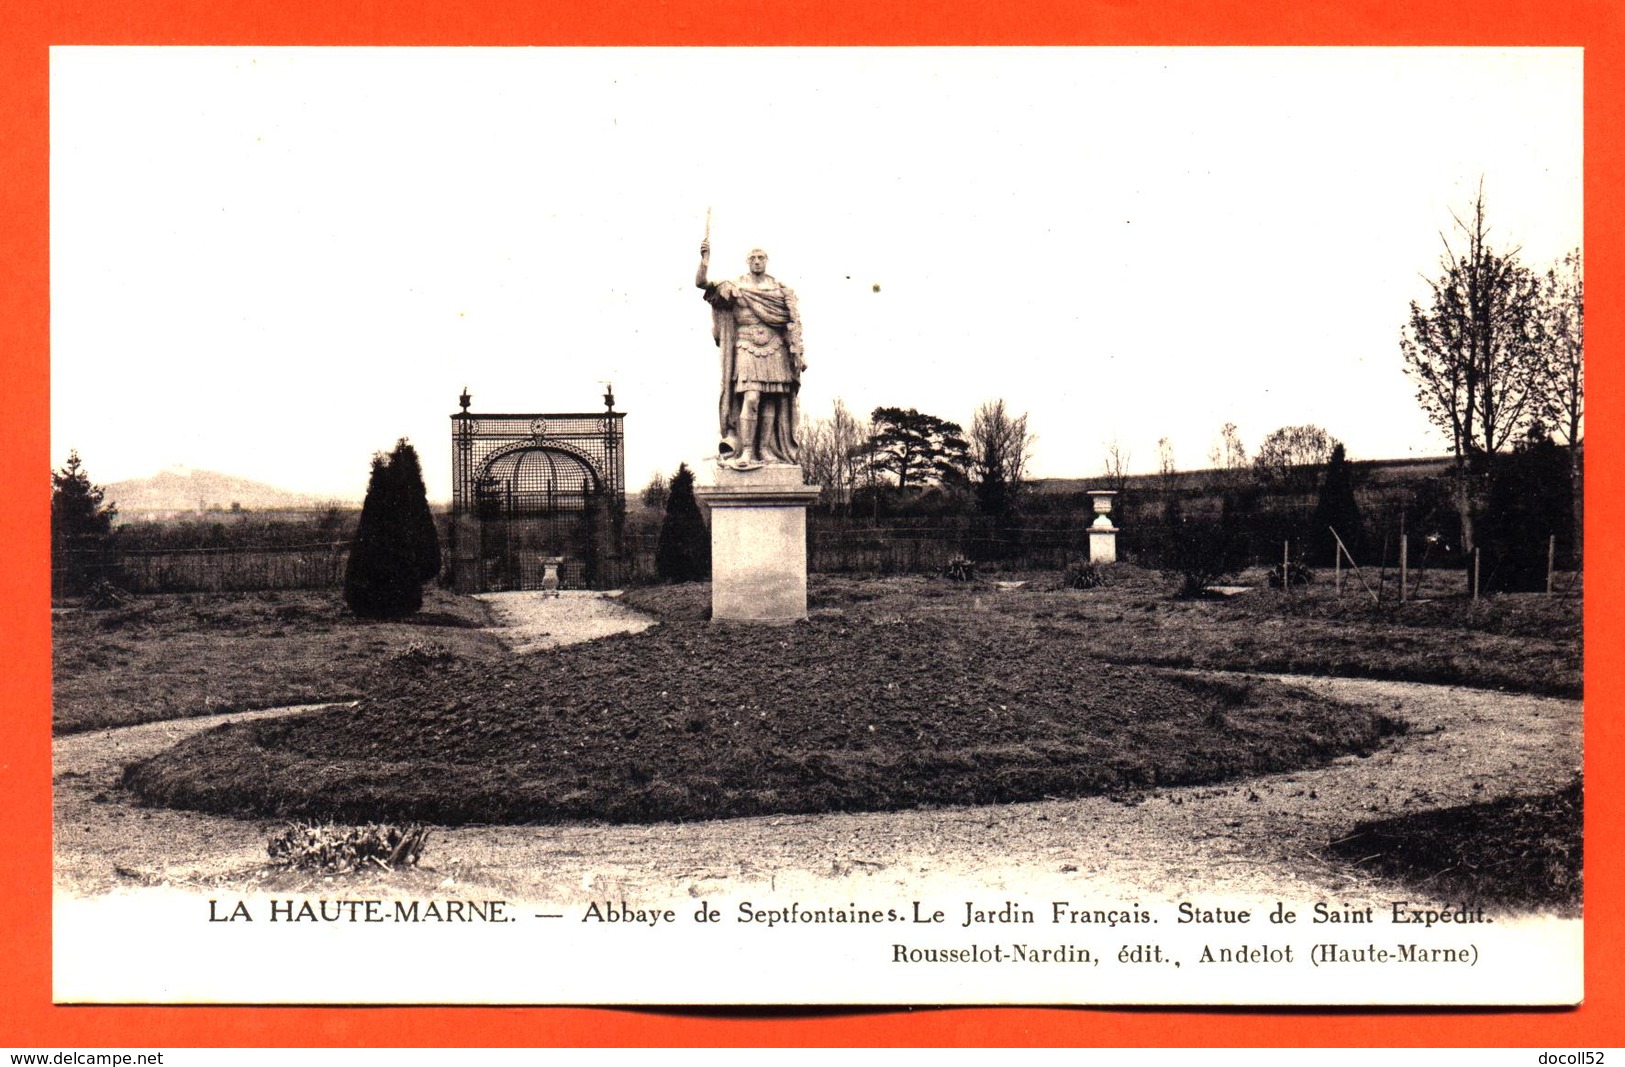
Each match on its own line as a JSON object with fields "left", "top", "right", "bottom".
{"left": 205, "top": 896, "right": 1491, "bottom": 968}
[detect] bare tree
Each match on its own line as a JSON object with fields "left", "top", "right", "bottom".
{"left": 1101, "top": 437, "right": 1132, "bottom": 494}
{"left": 1206, "top": 422, "right": 1248, "bottom": 489}
{"left": 1156, "top": 436, "right": 1178, "bottom": 488}
{"left": 800, "top": 399, "right": 872, "bottom": 514}
{"left": 798, "top": 414, "right": 836, "bottom": 498}
{"left": 639, "top": 470, "right": 670, "bottom": 510}
{"left": 830, "top": 399, "right": 870, "bottom": 513}
{"left": 1400, "top": 186, "right": 1544, "bottom": 553}
{"left": 1539, "top": 248, "right": 1583, "bottom": 562}
{"left": 968, "top": 399, "right": 1034, "bottom": 517}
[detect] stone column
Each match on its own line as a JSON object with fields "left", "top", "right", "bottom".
{"left": 694, "top": 465, "right": 820, "bottom": 623}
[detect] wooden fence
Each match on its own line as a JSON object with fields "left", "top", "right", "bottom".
{"left": 57, "top": 542, "right": 351, "bottom": 595}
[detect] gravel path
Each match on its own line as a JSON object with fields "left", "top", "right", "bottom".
{"left": 53, "top": 593, "right": 1582, "bottom": 913}
{"left": 474, "top": 589, "right": 657, "bottom": 653}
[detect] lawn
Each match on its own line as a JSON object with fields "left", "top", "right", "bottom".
{"left": 51, "top": 588, "right": 506, "bottom": 734}
{"left": 733, "top": 566, "right": 1579, "bottom": 697}
{"left": 1330, "top": 777, "right": 1583, "bottom": 912}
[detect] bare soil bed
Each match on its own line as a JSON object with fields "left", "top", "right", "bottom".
{"left": 55, "top": 676, "right": 1581, "bottom": 915}
{"left": 121, "top": 610, "right": 1398, "bottom": 824}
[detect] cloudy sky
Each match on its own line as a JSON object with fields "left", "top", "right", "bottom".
{"left": 50, "top": 47, "right": 1582, "bottom": 502}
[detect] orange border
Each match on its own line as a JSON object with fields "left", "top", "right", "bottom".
{"left": 4, "top": 0, "right": 1619, "bottom": 1049}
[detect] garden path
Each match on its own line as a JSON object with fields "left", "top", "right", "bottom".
{"left": 54, "top": 593, "right": 1582, "bottom": 916}
{"left": 473, "top": 589, "right": 657, "bottom": 653}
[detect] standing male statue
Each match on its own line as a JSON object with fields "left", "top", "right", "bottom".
{"left": 696, "top": 240, "right": 806, "bottom": 469}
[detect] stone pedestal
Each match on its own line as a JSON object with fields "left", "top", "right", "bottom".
{"left": 695, "top": 465, "right": 820, "bottom": 623}
{"left": 1088, "top": 525, "right": 1119, "bottom": 564}
{"left": 539, "top": 556, "right": 563, "bottom": 596}
{"left": 1086, "top": 489, "right": 1119, "bottom": 564}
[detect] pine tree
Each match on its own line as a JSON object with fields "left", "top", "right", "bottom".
{"left": 344, "top": 451, "right": 424, "bottom": 618}
{"left": 52, "top": 450, "right": 116, "bottom": 542}
{"left": 387, "top": 438, "right": 442, "bottom": 582}
{"left": 51, "top": 450, "right": 119, "bottom": 596}
{"left": 866, "top": 407, "right": 971, "bottom": 494}
{"left": 655, "top": 463, "right": 710, "bottom": 582}
{"left": 1311, "top": 443, "right": 1362, "bottom": 567}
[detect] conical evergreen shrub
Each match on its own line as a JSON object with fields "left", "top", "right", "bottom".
{"left": 1479, "top": 430, "right": 1572, "bottom": 592}
{"left": 1311, "top": 444, "right": 1362, "bottom": 567}
{"left": 344, "top": 451, "right": 425, "bottom": 619}
{"left": 387, "top": 438, "right": 442, "bottom": 582}
{"left": 655, "top": 463, "right": 711, "bottom": 582}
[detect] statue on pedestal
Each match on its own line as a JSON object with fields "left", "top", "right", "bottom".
{"left": 696, "top": 240, "right": 806, "bottom": 470}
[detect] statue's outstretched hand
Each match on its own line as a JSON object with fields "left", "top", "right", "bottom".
{"left": 700, "top": 239, "right": 710, "bottom": 258}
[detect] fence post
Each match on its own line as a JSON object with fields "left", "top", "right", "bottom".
{"left": 1399, "top": 533, "right": 1408, "bottom": 603}
{"left": 1472, "top": 547, "right": 1480, "bottom": 601}
{"left": 1335, "top": 541, "right": 1342, "bottom": 596}
{"left": 1329, "top": 526, "right": 1378, "bottom": 603}
{"left": 1547, "top": 534, "right": 1557, "bottom": 595}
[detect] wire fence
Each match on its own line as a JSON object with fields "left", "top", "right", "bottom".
{"left": 807, "top": 517, "right": 1091, "bottom": 574}
{"left": 54, "top": 513, "right": 1579, "bottom": 595}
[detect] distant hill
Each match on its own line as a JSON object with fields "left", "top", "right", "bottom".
{"left": 104, "top": 467, "right": 353, "bottom": 520}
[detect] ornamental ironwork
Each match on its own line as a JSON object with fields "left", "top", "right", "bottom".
{"left": 449, "top": 389, "right": 625, "bottom": 592}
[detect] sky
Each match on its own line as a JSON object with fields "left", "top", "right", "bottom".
{"left": 50, "top": 47, "right": 1582, "bottom": 503}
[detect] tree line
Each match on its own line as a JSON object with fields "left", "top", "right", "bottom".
{"left": 794, "top": 399, "right": 1035, "bottom": 520}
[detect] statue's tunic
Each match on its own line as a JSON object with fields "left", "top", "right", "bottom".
{"left": 703, "top": 275, "right": 803, "bottom": 462}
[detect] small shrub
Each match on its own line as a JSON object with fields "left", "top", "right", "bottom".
{"left": 267, "top": 821, "right": 430, "bottom": 872}
{"left": 1266, "top": 562, "right": 1315, "bottom": 589}
{"left": 387, "top": 641, "right": 458, "bottom": 668}
{"left": 1064, "top": 561, "right": 1108, "bottom": 589}
{"left": 83, "top": 579, "right": 135, "bottom": 610}
{"left": 1153, "top": 503, "right": 1246, "bottom": 598}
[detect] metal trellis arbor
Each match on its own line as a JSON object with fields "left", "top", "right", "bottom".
{"left": 449, "top": 388, "right": 626, "bottom": 592}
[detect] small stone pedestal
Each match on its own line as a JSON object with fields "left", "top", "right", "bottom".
{"left": 539, "top": 556, "right": 563, "bottom": 597}
{"left": 1086, "top": 489, "right": 1119, "bottom": 565}
{"left": 695, "top": 465, "right": 820, "bottom": 623}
